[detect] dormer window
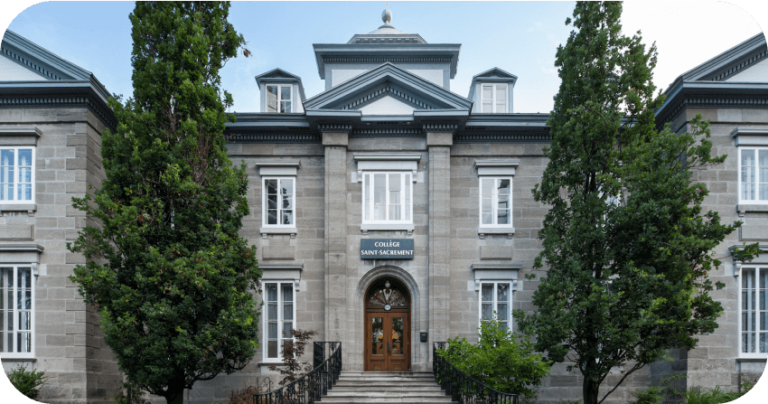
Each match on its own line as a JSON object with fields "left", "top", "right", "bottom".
{"left": 266, "top": 85, "right": 292, "bottom": 113}
{"left": 481, "top": 83, "right": 507, "bottom": 113}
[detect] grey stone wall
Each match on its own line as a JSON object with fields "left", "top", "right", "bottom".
{"left": 671, "top": 107, "right": 768, "bottom": 392}
{"left": 0, "top": 106, "right": 120, "bottom": 404}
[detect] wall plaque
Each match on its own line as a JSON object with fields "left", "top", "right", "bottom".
{"left": 360, "top": 239, "right": 414, "bottom": 260}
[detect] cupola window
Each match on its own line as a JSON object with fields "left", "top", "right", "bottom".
{"left": 481, "top": 83, "right": 507, "bottom": 113}
{"left": 266, "top": 84, "right": 293, "bottom": 113}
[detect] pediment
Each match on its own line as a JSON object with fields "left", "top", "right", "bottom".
{"left": 304, "top": 63, "right": 472, "bottom": 114}
{"left": 680, "top": 33, "right": 767, "bottom": 82}
{"left": 1, "top": 30, "right": 93, "bottom": 81}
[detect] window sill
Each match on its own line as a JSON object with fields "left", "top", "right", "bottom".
{"left": 478, "top": 227, "right": 515, "bottom": 239}
{"left": 736, "top": 357, "right": 767, "bottom": 362}
{"left": 361, "top": 223, "right": 414, "bottom": 234}
{"left": 737, "top": 204, "right": 768, "bottom": 216}
{"left": 258, "top": 361, "right": 288, "bottom": 367}
{"left": 260, "top": 227, "right": 297, "bottom": 239}
{"left": 0, "top": 203, "right": 36, "bottom": 214}
{"left": 0, "top": 354, "right": 36, "bottom": 360}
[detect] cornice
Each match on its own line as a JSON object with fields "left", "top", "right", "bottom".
{"left": 318, "top": 123, "right": 353, "bottom": 133}
{"left": 455, "top": 132, "right": 552, "bottom": 143}
{"left": 1, "top": 44, "right": 61, "bottom": 80}
{"left": 656, "top": 82, "right": 768, "bottom": 127}
{"left": 339, "top": 83, "right": 435, "bottom": 111}
{"left": 423, "top": 123, "right": 458, "bottom": 134}
{"left": 224, "top": 133, "right": 321, "bottom": 143}
{"left": 0, "top": 82, "right": 117, "bottom": 130}
{"left": 352, "top": 128, "right": 422, "bottom": 137}
{"left": 708, "top": 48, "right": 768, "bottom": 82}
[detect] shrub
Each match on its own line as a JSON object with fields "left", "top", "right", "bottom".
{"left": 268, "top": 329, "right": 317, "bottom": 386}
{"left": 7, "top": 364, "right": 47, "bottom": 399}
{"left": 438, "top": 318, "right": 551, "bottom": 398}
{"left": 228, "top": 386, "right": 260, "bottom": 404}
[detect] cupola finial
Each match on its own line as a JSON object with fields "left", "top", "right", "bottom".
{"left": 382, "top": 2, "right": 393, "bottom": 26}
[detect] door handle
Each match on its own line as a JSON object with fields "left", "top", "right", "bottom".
{"left": 387, "top": 342, "right": 391, "bottom": 354}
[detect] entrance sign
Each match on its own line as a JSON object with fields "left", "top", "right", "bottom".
{"left": 360, "top": 239, "right": 414, "bottom": 260}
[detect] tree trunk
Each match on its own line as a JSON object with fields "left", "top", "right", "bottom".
{"left": 164, "top": 381, "right": 185, "bottom": 404}
{"left": 583, "top": 377, "right": 600, "bottom": 404}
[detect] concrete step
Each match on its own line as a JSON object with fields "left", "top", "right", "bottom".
{"left": 327, "top": 391, "right": 447, "bottom": 397}
{"left": 337, "top": 375, "right": 437, "bottom": 381}
{"left": 321, "top": 398, "right": 455, "bottom": 404}
{"left": 332, "top": 385, "right": 443, "bottom": 392}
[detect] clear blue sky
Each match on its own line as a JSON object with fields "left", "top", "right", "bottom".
{"left": 3, "top": 1, "right": 765, "bottom": 114}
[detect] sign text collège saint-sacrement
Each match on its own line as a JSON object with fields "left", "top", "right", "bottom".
{"left": 360, "top": 239, "right": 415, "bottom": 260}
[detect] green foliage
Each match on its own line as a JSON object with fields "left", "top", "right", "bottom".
{"left": 517, "top": 2, "right": 760, "bottom": 404}
{"left": 67, "top": 3, "right": 258, "bottom": 404}
{"left": 629, "top": 385, "right": 664, "bottom": 404}
{"left": 113, "top": 380, "right": 151, "bottom": 404}
{"left": 438, "top": 318, "right": 551, "bottom": 398}
{"left": 680, "top": 386, "right": 743, "bottom": 404}
{"left": 7, "top": 365, "right": 47, "bottom": 399}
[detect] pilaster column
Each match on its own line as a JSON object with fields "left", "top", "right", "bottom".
{"left": 425, "top": 125, "right": 455, "bottom": 360}
{"left": 321, "top": 125, "right": 350, "bottom": 347}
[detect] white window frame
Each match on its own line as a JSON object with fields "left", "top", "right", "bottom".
{"left": 478, "top": 281, "right": 513, "bottom": 333}
{"left": 479, "top": 177, "right": 513, "bottom": 228}
{"left": 265, "top": 84, "right": 293, "bottom": 113}
{"left": 261, "top": 177, "right": 296, "bottom": 228}
{"left": 0, "top": 265, "right": 35, "bottom": 359}
{"left": 261, "top": 281, "right": 297, "bottom": 362}
{"left": 480, "top": 83, "right": 508, "bottom": 113}
{"left": 739, "top": 266, "right": 768, "bottom": 358}
{"left": 0, "top": 147, "right": 35, "bottom": 203}
{"left": 738, "top": 147, "right": 768, "bottom": 204}
{"left": 361, "top": 171, "right": 413, "bottom": 225}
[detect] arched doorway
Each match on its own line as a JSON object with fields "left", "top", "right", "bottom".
{"left": 364, "top": 278, "right": 411, "bottom": 371}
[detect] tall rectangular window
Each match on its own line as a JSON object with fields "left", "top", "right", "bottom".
{"left": 480, "top": 177, "right": 512, "bottom": 227}
{"left": 362, "top": 172, "right": 412, "bottom": 224}
{"left": 266, "top": 85, "right": 292, "bottom": 113}
{"left": 262, "top": 178, "right": 295, "bottom": 227}
{"left": 741, "top": 267, "right": 768, "bottom": 357}
{"left": 0, "top": 147, "right": 34, "bottom": 202}
{"left": 263, "top": 282, "right": 295, "bottom": 361}
{"left": 479, "top": 282, "right": 511, "bottom": 331}
{"left": 0, "top": 266, "right": 34, "bottom": 357}
{"left": 739, "top": 148, "right": 768, "bottom": 203}
{"left": 480, "top": 84, "right": 507, "bottom": 113}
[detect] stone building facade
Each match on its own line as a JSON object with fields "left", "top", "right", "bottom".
{"left": 1, "top": 11, "right": 767, "bottom": 404}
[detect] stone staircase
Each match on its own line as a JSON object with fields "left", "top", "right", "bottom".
{"left": 321, "top": 371, "right": 456, "bottom": 403}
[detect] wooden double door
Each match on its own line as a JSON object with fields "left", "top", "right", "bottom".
{"left": 364, "top": 311, "right": 410, "bottom": 371}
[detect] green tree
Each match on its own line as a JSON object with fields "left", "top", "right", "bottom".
{"left": 439, "top": 319, "right": 551, "bottom": 398}
{"left": 67, "top": 3, "right": 258, "bottom": 404}
{"left": 515, "top": 2, "right": 758, "bottom": 404}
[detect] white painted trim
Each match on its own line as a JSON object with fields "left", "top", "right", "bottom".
{"left": 478, "top": 177, "right": 514, "bottom": 229}
{"left": 361, "top": 172, "right": 414, "bottom": 228}
{"left": 738, "top": 146, "right": 768, "bottom": 204}
{"left": 738, "top": 266, "right": 768, "bottom": 358}
{"left": 261, "top": 281, "right": 298, "bottom": 362}
{"left": 477, "top": 281, "right": 514, "bottom": 333}
{"left": 0, "top": 265, "right": 35, "bottom": 359}
{"left": 0, "top": 147, "right": 36, "bottom": 204}
{"left": 479, "top": 83, "right": 508, "bottom": 113}
{"left": 353, "top": 154, "right": 421, "bottom": 182}
{"left": 265, "top": 84, "right": 294, "bottom": 113}
{"left": 261, "top": 177, "right": 297, "bottom": 229}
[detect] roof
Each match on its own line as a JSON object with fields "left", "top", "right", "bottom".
{"left": 656, "top": 32, "right": 768, "bottom": 125}
{"left": 0, "top": 29, "right": 115, "bottom": 129}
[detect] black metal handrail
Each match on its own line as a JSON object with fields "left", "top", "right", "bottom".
{"left": 433, "top": 341, "right": 519, "bottom": 404}
{"left": 254, "top": 341, "right": 342, "bottom": 404}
